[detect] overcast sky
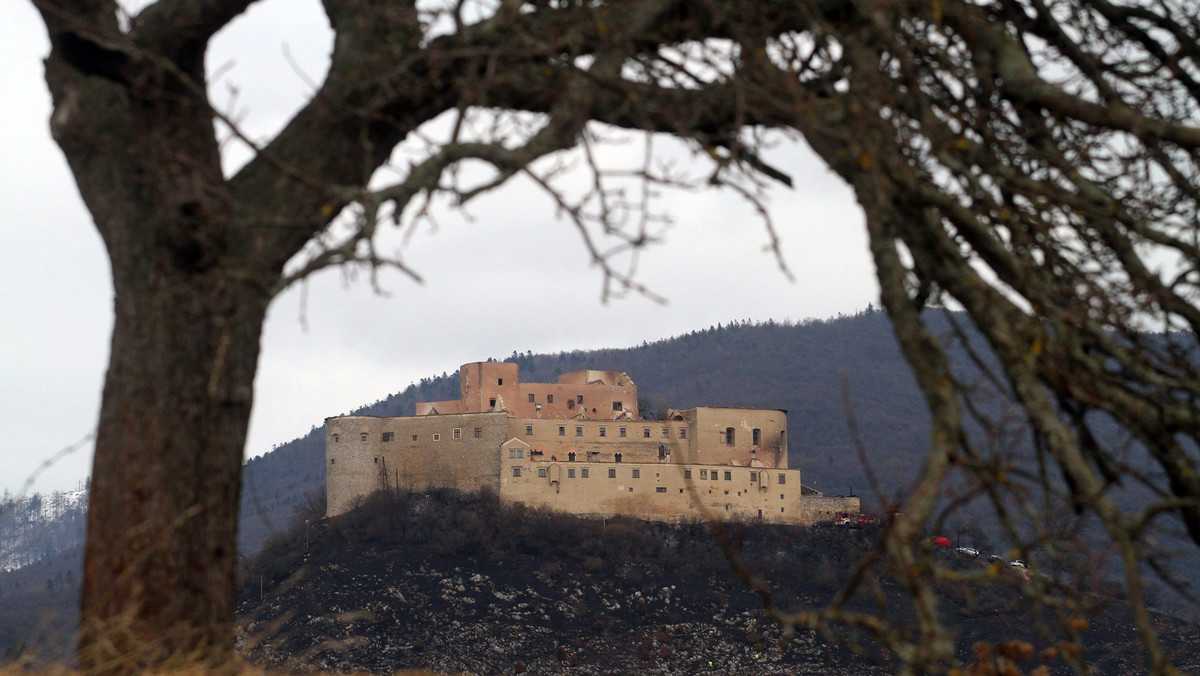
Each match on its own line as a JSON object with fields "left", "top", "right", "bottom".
{"left": 2, "top": 1, "right": 879, "bottom": 497}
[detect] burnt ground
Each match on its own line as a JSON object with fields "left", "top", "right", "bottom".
{"left": 237, "top": 490, "right": 1200, "bottom": 675}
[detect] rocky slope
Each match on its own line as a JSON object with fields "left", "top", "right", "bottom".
{"left": 237, "top": 490, "right": 1200, "bottom": 675}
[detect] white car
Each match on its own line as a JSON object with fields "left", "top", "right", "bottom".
{"left": 1009, "top": 559, "right": 1028, "bottom": 568}
{"left": 956, "top": 547, "right": 980, "bottom": 558}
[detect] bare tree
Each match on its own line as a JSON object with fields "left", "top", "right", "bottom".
{"left": 26, "top": 0, "right": 1200, "bottom": 672}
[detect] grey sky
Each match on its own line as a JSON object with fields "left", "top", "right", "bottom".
{"left": 2, "top": 1, "right": 878, "bottom": 496}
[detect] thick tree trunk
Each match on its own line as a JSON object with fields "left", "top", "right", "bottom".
{"left": 78, "top": 266, "right": 268, "bottom": 670}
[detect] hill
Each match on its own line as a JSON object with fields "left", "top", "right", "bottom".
{"left": 237, "top": 488, "right": 1200, "bottom": 675}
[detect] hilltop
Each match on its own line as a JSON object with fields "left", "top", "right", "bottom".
{"left": 237, "top": 488, "right": 1200, "bottom": 675}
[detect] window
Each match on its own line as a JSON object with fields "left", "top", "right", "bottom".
{"left": 567, "top": 400, "right": 575, "bottom": 410}
{"left": 581, "top": 468, "right": 589, "bottom": 478}
{"left": 614, "top": 452, "right": 622, "bottom": 463}
{"left": 577, "top": 395, "right": 584, "bottom": 404}
{"left": 613, "top": 401, "right": 622, "bottom": 411}
{"left": 608, "top": 468, "right": 616, "bottom": 478}
{"left": 498, "top": 378, "right": 503, "bottom": 385}
{"left": 724, "top": 471, "right": 732, "bottom": 481}
{"left": 684, "top": 469, "right": 692, "bottom": 479}
{"left": 537, "top": 468, "right": 547, "bottom": 478}
{"left": 753, "top": 428, "right": 762, "bottom": 446}
{"left": 568, "top": 452, "right": 576, "bottom": 461}
{"left": 475, "top": 427, "right": 482, "bottom": 438}
{"left": 453, "top": 428, "right": 462, "bottom": 439}
{"left": 710, "top": 473, "right": 717, "bottom": 482}
{"left": 528, "top": 394, "right": 535, "bottom": 403}
{"left": 725, "top": 427, "right": 735, "bottom": 445}
{"left": 778, "top": 474, "right": 786, "bottom": 485}
{"left": 568, "top": 469, "right": 576, "bottom": 478}
{"left": 508, "top": 448, "right": 524, "bottom": 459}
{"left": 599, "top": 426, "right": 607, "bottom": 437}
{"left": 525, "top": 425, "right": 533, "bottom": 435}
{"left": 558, "top": 426, "right": 566, "bottom": 436}
{"left": 489, "top": 398, "right": 497, "bottom": 408}
{"left": 656, "top": 487, "right": 667, "bottom": 493}
{"left": 632, "top": 469, "right": 640, "bottom": 479}
{"left": 643, "top": 428, "right": 651, "bottom": 438}
{"left": 330, "top": 458, "right": 335, "bottom": 465}
{"left": 332, "top": 434, "right": 340, "bottom": 443}
{"left": 547, "top": 394, "right": 554, "bottom": 403}
{"left": 512, "top": 467, "right": 521, "bottom": 477}
{"left": 382, "top": 432, "right": 393, "bottom": 442}
{"left": 679, "top": 428, "right": 687, "bottom": 438}
{"left": 619, "top": 427, "right": 627, "bottom": 437}
{"left": 750, "top": 472, "right": 758, "bottom": 482}
{"left": 411, "top": 435, "right": 418, "bottom": 442}
{"left": 700, "top": 470, "right": 708, "bottom": 479}
{"left": 661, "top": 427, "right": 669, "bottom": 438}
{"left": 374, "top": 457, "right": 378, "bottom": 464}
{"left": 433, "top": 434, "right": 440, "bottom": 441}
{"left": 575, "top": 426, "right": 583, "bottom": 437}
{"left": 360, "top": 433, "right": 367, "bottom": 442}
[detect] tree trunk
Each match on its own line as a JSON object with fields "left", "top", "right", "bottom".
{"left": 79, "top": 265, "right": 267, "bottom": 670}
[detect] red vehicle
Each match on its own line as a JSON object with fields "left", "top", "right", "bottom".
{"left": 833, "top": 512, "right": 878, "bottom": 528}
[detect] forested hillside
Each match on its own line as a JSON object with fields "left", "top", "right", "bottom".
{"left": 0, "top": 489, "right": 87, "bottom": 573}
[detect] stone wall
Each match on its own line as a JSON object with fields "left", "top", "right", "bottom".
{"left": 793, "top": 496, "right": 863, "bottom": 524}
{"left": 326, "top": 412, "right": 509, "bottom": 516}
{"left": 498, "top": 447, "right": 811, "bottom": 525}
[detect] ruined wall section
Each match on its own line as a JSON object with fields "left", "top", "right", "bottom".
{"left": 417, "top": 362, "right": 638, "bottom": 420}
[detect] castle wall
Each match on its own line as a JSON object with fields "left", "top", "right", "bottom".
{"left": 794, "top": 496, "right": 863, "bottom": 524}
{"left": 506, "top": 418, "right": 690, "bottom": 464}
{"left": 498, "top": 443, "right": 815, "bottom": 524}
{"left": 684, "top": 408, "right": 789, "bottom": 468}
{"left": 326, "top": 412, "right": 508, "bottom": 516}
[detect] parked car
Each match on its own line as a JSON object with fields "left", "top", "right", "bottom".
{"left": 988, "top": 555, "right": 1004, "bottom": 564}
{"left": 1009, "top": 559, "right": 1028, "bottom": 568}
{"left": 956, "top": 547, "right": 980, "bottom": 558}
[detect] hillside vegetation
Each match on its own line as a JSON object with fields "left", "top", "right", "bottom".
{"left": 237, "top": 488, "right": 1200, "bottom": 675}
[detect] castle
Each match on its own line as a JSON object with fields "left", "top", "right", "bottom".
{"left": 325, "top": 362, "right": 859, "bottom": 524}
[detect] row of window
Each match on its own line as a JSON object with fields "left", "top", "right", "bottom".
{"left": 530, "top": 425, "right": 686, "bottom": 439}
{"left": 336, "top": 425, "right": 774, "bottom": 445}
{"left": 724, "top": 427, "right": 765, "bottom": 446}
{"left": 519, "top": 391, "right": 626, "bottom": 411}
{"left": 335, "top": 425, "right": 767, "bottom": 448}
{"left": 334, "top": 427, "right": 488, "bottom": 444}
{"left": 510, "top": 466, "right": 788, "bottom": 485}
